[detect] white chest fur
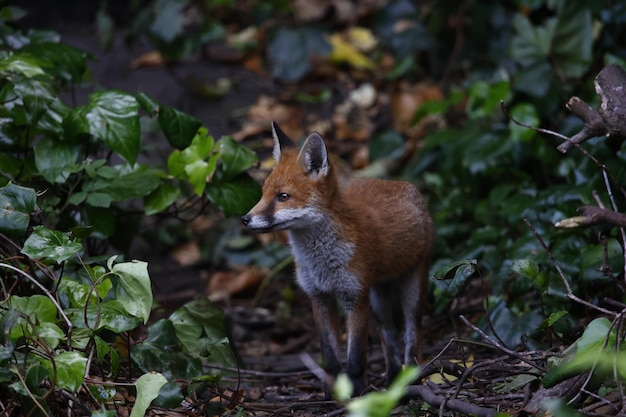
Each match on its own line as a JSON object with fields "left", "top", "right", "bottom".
{"left": 287, "top": 220, "right": 362, "bottom": 300}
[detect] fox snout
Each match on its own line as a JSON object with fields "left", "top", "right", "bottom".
{"left": 241, "top": 213, "right": 252, "bottom": 226}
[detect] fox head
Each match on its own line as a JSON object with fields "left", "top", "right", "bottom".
{"left": 241, "top": 122, "right": 337, "bottom": 233}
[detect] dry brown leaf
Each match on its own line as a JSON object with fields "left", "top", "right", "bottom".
{"left": 391, "top": 82, "right": 444, "bottom": 140}
{"left": 293, "top": 0, "right": 330, "bottom": 21}
{"left": 207, "top": 267, "right": 266, "bottom": 301}
{"left": 170, "top": 240, "right": 202, "bottom": 267}
{"left": 232, "top": 95, "right": 302, "bottom": 142}
{"left": 130, "top": 51, "right": 166, "bottom": 69}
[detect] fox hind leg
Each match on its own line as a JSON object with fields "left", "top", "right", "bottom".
{"left": 370, "top": 283, "right": 403, "bottom": 385}
{"left": 401, "top": 264, "right": 428, "bottom": 366}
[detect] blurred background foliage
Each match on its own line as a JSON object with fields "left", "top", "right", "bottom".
{"left": 64, "top": 0, "right": 626, "bottom": 353}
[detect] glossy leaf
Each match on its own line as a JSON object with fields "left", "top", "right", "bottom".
{"left": 0, "top": 183, "right": 36, "bottom": 235}
{"left": 21, "top": 225, "right": 82, "bottom": 263}
{"left": 136, "top": 92, "right": 202, "bottom": 149}
{"left": 44, "top": 351, "right": 87, "bottom": 392}
{"left": 433, "top": 259, "right": 478, "bottom": 298}
{"left": 63, "top": 91, "right": 140, "bottom": 165}
{"left": 66, "top": 301, "right": 142, "bottom": 332}
{"left": 18, "top": 42, "right": 87, "bottom": 82}
{"left": 109, "top": 258, "right": 153, "bottom": 324}
{"left": 144, "top": 182, "right": 181, "bottom": 215}
{"left": 34, "top": 137, "right": 80, "bottom": 183}
{"left": 216, "top": 136, "right": 258, "bottom": 179}
{"left": 205, "top": 173, "right": 262, "bottom": 217}
{"left": 158, "top": 104, "right": 202, "bottom": 149}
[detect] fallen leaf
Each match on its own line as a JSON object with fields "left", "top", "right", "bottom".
{"left": 327, "top": 33, "right": 375, "bottom": 70}
{"left": 232, "top": 95, "right": 303, "bottom": 142}
{"left": 346, "top": 27, "right": 378, "bottom": 52}
{"left": 293, "top": 0, "right": 330, "bottom": 21}
{"left": 391, "top": 82, "right": 444, "bottom": 140}
{"left": 207, "top": 267, "right": 266, "bottom": 301}
{"left": 130, "top": 51, "right": 166, "bottom": 69}
{"left": 170, "top": 240, "right": 202, "bottom": 267}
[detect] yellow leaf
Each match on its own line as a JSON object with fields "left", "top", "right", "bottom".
{"left": 427, "top": 354, "right": 474, "bottom": 384}
{"left": 327, "top": 33, "right": 375, "bottom": 70}
{"left": 347, "top": 27, "right": 378, "bottom": 52}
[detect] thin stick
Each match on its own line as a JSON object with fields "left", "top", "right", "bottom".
{"left": 523, "top": 220, "right": 617, "bottom": 317}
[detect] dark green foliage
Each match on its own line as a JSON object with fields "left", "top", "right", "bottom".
{"left": 0, "top": 7, "right": 258, "bottom": 415}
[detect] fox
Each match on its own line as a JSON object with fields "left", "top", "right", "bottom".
{"left": 241, "top": 122, "right": 435, "bottom": 397}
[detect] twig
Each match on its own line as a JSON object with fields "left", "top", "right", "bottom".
{"left": 406, "top": 384, "right": 498, "bottom": 417}
{"left": 458, "top": 315, "right": 546, "bottom": 373}
{"left": 523, "top": 219, "right": 618, "bottom": 317}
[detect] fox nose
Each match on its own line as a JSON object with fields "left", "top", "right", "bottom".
{"left": 241, "top": 214, "right": 251, "bottom": 226}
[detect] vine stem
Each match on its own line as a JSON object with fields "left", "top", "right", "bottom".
{"left": 0, "top": 262, "right": 73, "bottom": 342}
{"left": 522, "top": 220, "right": 617, "bottom": 317}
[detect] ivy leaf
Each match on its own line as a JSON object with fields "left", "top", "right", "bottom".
{"left": 34, "top": 137, "right": 80, "bottom": 183}
{"left": 433, "top": 259, "right": 478, "bottom": 298}
{"left": 109, "top": 258, "right": 153, "bottom": 324}
{"left": 64, "top": 91, "right": 140, "bottom": 165}
{"left": 44, "top": 351, "right": 87, "bottom": 392}
{"left": 205, "top": 173, "right": 261, "bottom": 217}
{"left": 158, "top": 105, "right": 202, "bottom": 149}
{"left": 130, "top": 372, "right": 167, "bottom": 417}
{"left": 144, "top": 182, "right": 181, "bottom": 215}
{"left": 18, "top": 42, "right": 88, "bottom": 83}
{"left": 0, "top": 183, "right": 36, "bottom": 236}
{"left": 21, "top": 225, "right": 82, "bottom": 263}
{"left": 268, "top": 25, "right": 331, "bottom": 82}
{"left": 136, "top": 92, "right": 202, "bottom": 149}
{"left": 217, "top": 136, "right": 258, "bottom": 180}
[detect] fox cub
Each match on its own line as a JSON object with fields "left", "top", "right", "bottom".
{"left": 241, "top": 122, "right": 434, "bottom": 396}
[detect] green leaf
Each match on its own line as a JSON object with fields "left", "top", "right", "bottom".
{"left": 18, "top": 42, "right": 87, "bottom": 83}
{"left": 268, "top": 25, "right": 331, "bottom": 82}
{"left": 433, "top": 259, "right": 477, "bottom": 297}
{"left": 34, "top": 137, "right": 80, "bottom": 183}
{"left": 0, "top": 54, "right": 46, "bottom": 78}
{"left": 35, "top": 322, "right": 65, "bottom": 349}
{"left": 466, "top": 81, "right": 511, "bottom": 119}
{"left": 167, "top": 129, "right": 218, "bottom": 194}
{"left": 67, "top": 301, "right": 142, "bottom": 332}
{"left": 144, "top": 182, "right": 181, "bottom": 215}
{"left": 345, "top": 366, "right": 418, "bottom": 416}
{"left": 110, "top": 258, "right": 153, "bottom": 324}
{"left": 64, "top": 91, "right": 140, "bottom": 165}
{"left": 22, "top": 225, "right": 82, "bottom": 263}
{"left": 511, "top": 259, "right": 546, "bottom": 291}
{"left": 130, "top": 372, "right": 167, "bottom": 417}
{"left": 154, "top": 382, "right": 184, "bottom": 408}
{"left": 369, "top": 130, "right": 405, "bottom": 161}
{"left": 44, "top": 351, "right": 87, "bottom": 392}
{"left": 0, "top": 183, "right": 36, "bottom": 235}
{"left": 508, "top": 103, "right": 539, "bottom": 142}
{"left": 136, "top": 92, "right": 202, "bottom": 149}
{"left": 205, "top": 173, "right": 262, "bottom": 217}
{"left": 216, "top": 136, "right": 258, "bottom": 179}
{"left": 158, "top": 104, "right": 202, "bottom": 149}
{"left": 13, "top": 75, "right": 57, "bottom": 125}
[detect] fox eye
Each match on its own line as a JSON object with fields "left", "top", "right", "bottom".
{"left": 276, "top": 192, "right": 290, "bottom": 202}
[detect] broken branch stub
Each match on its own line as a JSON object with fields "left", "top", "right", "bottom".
{"left": 557, "top": 64, "right": 626, "bottom": 153}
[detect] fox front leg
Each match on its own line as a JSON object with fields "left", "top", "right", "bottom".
{"left": 310, "top": 294, "right": 342, "bottom": 398}
{"left": 344, "top": 297, "right": 370, "bottom": 396}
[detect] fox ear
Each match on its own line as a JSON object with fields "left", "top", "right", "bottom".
{"left": 298, "top": 132, "right": 329, "bottom": 178}
{"left": 271, "top": 121, "right": 295, "bottom": 162}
